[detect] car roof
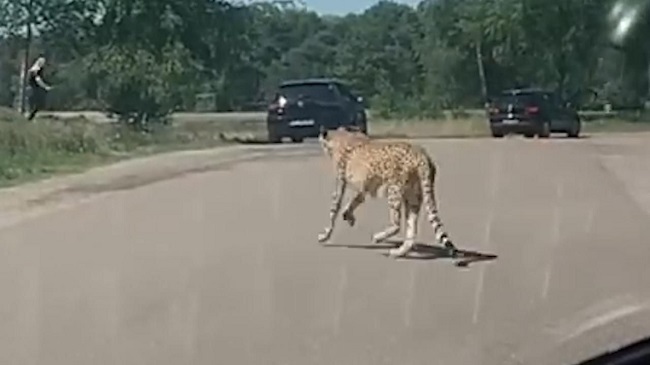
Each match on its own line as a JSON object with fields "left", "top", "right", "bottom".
{"left": 279, "top": 78, "right": 343, "bottom": 87}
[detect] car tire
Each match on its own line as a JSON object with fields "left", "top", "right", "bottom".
{"left": 350, "top": 112, "right": 368, "bottom": 134}
{"left": 290, "top": 136, "right": 304, "bottom": 143}
{"left": 358, "top": 121, "right": 368, "bottom": 134}
{"left": 491, "top": 129, "right": 504, "bottom": 138}
{"left": 524, "top": 132, "right": 535, "bottom": 138}
{"left": 567, "top": 120, "right": 581, "bottom": 138}
{"left": 538, "top": 121, "right": 551, "bottom": 138}
{"left": 267, "top": 128, "right": 282, "bottom": 144}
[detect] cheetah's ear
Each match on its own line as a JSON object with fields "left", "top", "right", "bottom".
{"left": 318, "top": 125, "right": 331, "bottom": 152}
{"left": 319, "top": 125, "right": 328, "bottom": 139}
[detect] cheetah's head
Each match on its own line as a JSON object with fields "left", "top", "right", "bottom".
{"left": 319, "top": 126, "right": 369, "bottom": 158}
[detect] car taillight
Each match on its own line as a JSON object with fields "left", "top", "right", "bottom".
{"left": 268, "top": 104, "right": 284, "bottom": 114}
{"left": 268, "top": 95, "right": 287, "bottom": 113}
{"left": 525, "top": 106, "right": 539, "bottom": 114}
{"left": 267, "top": 101, "right": 284, "bottom": 114}
{"left": 277, "top": 95, "right": 288, "bottom": 108}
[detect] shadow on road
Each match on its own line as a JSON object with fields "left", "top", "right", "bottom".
{"left": 324, "top": 240, "right": 497, "bottom": 268}
{"left": 547, "top": 134, "right": 591, "bottom": 140}
{"left": 219, "top": 134, "right": 593, "bottom": 144}
{"left": 218, "top": 133, "right": 274, "bottom": 144}
{"left": 506, "top": 134, "right": 591, "bottom": 141}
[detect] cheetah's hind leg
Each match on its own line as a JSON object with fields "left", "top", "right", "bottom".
{"left": 342, "top": 191, "right": 365, "bottom": 227}
{"left": 388, "top": 201, "right": 418, "bottom": 258}
{"left": 371, "top": 185, "right": 402, "bottom": 244}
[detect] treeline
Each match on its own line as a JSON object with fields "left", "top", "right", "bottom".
{"left": 0, "top": 0, "right": 649, "bottom": 123}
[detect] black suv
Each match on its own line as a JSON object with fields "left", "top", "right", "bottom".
{"left": 487, "top": 88, "right": 581, "bottom": 138}
{"left": 266, "top": 78, "right": 368, "bottom": 143}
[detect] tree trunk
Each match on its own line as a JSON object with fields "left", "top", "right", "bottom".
{"left": 646, "top": 58, "right": 650, "bottom": 110}
{"left": 475, "top": 38, "right": 488, "bottom": 106}
{"left": 19, "top": 0, "right": 34, "bottom": 114}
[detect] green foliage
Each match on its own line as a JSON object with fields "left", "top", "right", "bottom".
{"left": 0, "top": 110, "right": 106, "bottom": 182}
{"left": 0, "top": 108, "right": 233, "bottom": 185}
{"left": 86, "top": 43, "right": 198, "bottom": 129}
{"left": 1, "top": 0, "right": 649, "bottom": 119}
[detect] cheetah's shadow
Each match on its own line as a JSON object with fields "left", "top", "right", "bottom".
{"left": 324, "top": 239, "right": 497, "bottom": 268}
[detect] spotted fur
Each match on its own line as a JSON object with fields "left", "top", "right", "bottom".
{"left": 317, "top": 126, "right": 458, "bottom": 258}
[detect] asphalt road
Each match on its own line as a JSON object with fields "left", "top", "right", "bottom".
{"left": 2, "top": 134, "right": 650, "bottom": 365}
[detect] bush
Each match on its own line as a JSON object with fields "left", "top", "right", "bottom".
{"left": 0, "top": 106, "right": 258, "bottom": 186}
{"left": 86, "top": 42, "right": 199, "bottom": 130}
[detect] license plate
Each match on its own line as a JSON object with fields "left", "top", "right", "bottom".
{"left": 289, "top": 119, "right": 315, "bottom": 127}
{"left": 502, "top": 119, "right": 519, "bottom": 125}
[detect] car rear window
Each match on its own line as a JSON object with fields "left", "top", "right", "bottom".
{"left": 279, "top": 83, "right": 338, "bottom": 102}
{"left": 492, "top": 93, "right": 539, "bottom": 107}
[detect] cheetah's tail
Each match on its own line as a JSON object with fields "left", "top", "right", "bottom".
{"left": 417, "top": 156, "right": 458, "bottom": 256}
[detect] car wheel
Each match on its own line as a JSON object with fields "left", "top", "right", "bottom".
{"left": 267, "top": 129, "right": 282, "bottom": 144}
{"left": 359, "top": 121, "right": 368, "bottom": 134}
{"left": 290, "top": 136, "right": 304, "bottom": 143}
{"left": 538, "top": 121, "right": 551, "bottom": 138}
{"left": 355, "top": 113, "right": 368, "bottom": 134}
{"left": 491, "top": 129, "right": 504, "bottom": 138}
{"left": 567, "top": 120, "right": 581, "bottom": 138}
{"left": 524, "top": 132, "right": 535, "bottom": 138}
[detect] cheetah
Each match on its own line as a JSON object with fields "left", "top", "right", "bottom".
{"left": 317, "top": 126, "right": 458, "bottom": 258}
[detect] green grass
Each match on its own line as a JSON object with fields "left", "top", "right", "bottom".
{"left": 167, "top": 109, "right": 650, "bottom": 140}
{"left": 368, "top": 116, "right": 650, "bottom": 138}
{"left": 3, "top": 106, "right": 650, "bottom": 188}
{"left": 0, "top": 107, "right": 234, "bottom": 187}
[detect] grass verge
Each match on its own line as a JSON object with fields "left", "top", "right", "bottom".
{"left": 193, "top": 111, "right": 650, "bottom": 141}
{"left": 3, "top": 107, "right": 650, "bottom": 188}
{"left": 0, "top": 107, "right": 233, "bottom": 188}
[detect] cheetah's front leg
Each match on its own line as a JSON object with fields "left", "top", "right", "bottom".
{"left": 318, "top": 177, "right": 347, "bottom": 243}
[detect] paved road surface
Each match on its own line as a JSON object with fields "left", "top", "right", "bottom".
{"left": 2, "top": 134, "right": 650, "bottom": 365}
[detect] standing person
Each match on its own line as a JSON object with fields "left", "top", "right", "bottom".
{"left": 26, "top": 56, "right": 52, "bottom": 121}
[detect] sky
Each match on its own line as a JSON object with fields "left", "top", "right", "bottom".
{"left": 257, "top": 0, "right": 421, "bottom": 16}
{"left": 309, "top": 0, "right": 419, "bottom": 15}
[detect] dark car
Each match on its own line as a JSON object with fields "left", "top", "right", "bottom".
{"left": 486, "top": 88, "right": 581, "bottom": 138}
{"left": 266, "top": 78, "right": 368, "bottom": 143}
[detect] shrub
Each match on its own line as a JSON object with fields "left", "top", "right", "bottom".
{"left": 86, "top": 42, "right": 199, "bottom": 130}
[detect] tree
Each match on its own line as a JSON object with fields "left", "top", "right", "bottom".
{"left": 1, "top": 0, "right": 645, "bottom": 118}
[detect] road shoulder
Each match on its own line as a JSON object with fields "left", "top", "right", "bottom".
{"left": 0, "top": 144, "right": 276, "bottom": 230}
